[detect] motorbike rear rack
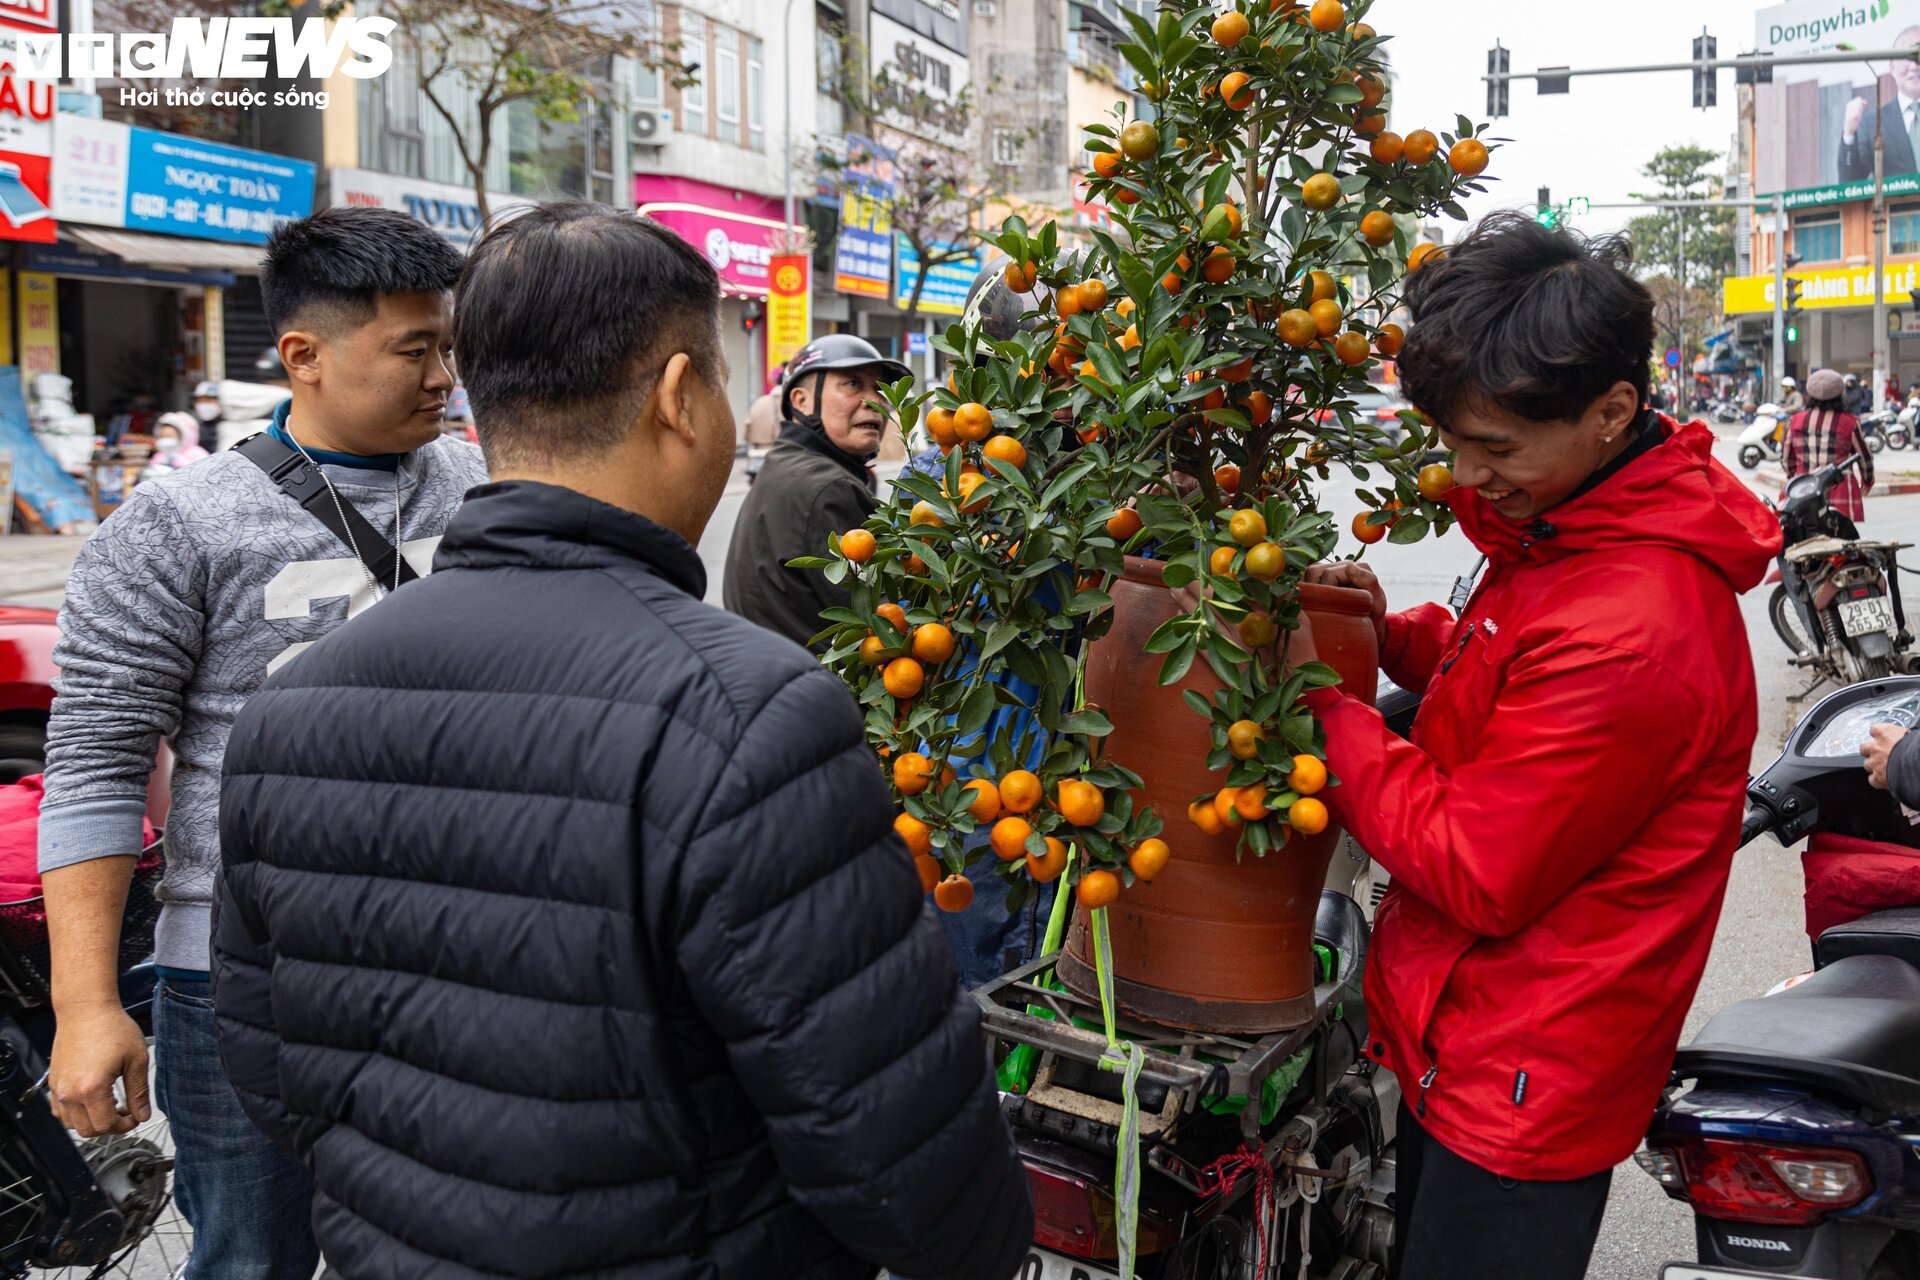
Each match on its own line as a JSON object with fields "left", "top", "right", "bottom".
{"left": 975, "top": 949, "right": 1358, "bottom": 1143}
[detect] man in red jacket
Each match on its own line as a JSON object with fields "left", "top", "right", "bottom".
{"left": 1297, "top": 213, "right": 1782, "bottom": 1279}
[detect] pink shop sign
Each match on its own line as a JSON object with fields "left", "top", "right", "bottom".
{"left": 637, "top": 190, "right": 797, "bottom": 298}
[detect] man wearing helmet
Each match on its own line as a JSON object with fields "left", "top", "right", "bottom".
{"left": 725, "top": 334, "right": 910, "bottom": 647}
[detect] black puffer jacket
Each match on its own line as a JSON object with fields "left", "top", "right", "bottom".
{"left": 724, "top": 423, "right": 878, "bottom": 648}
{"left": 213, "top": 480, "right": 1031, "bottom": 1280}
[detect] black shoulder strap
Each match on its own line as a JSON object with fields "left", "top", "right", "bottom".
{"left": 233, "top": 432, "right": 421, "bottom": 588}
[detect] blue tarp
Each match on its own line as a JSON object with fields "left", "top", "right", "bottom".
{"left": 0, "top": 367, "right": 93, "bottom": 530}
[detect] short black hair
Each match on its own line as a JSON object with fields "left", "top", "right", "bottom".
{"left": 260, "top": 206, "right": 464, "bottom": 338}
{"left": 453, "top": 202, "right": 723, "bottom": 469}
{"left": 1396, "top": 212, "right": 1654, "bottom": 427}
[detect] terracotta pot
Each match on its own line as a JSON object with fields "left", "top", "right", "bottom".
{"left": 1055, "top": 556, "right": 1380, "bottom": 1032}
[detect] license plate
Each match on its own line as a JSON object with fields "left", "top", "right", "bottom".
{"left": 1839, "top": 595, "right": 1896, "bottom": 638}
{"left": 1661, "top": 1266, "right": 1829, "bottom": 1280}
{"left": 881, "top": 1251, "right": 1122, "bottom": 1280}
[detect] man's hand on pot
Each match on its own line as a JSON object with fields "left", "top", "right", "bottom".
{"left": 1861, "top": 723, "right": 1908, "bottom": 791}
{"left": 1304, "top": 561, "right": 1387, "bottom": 650}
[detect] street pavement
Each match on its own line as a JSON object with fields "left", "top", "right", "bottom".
{"left": 8, "top": 430, "right": 1917, "bottom": 1276}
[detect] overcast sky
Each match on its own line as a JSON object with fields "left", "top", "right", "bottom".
{"left": 1375, "top": 0, "right": 1764, "bottom": 241}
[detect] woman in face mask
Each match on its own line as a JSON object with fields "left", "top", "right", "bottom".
{"left": 191, "top": 380, "right": 223, "bottom": 443}
{"left": 148, "top": 411, "right": 210, "bottom": 472}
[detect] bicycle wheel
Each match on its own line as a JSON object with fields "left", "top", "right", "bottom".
{"left": 1770, "top": 585, "right": 1814, "bottom": 659}
{"left": 37, "top": 1054, "right": 191, "bottom": 1279}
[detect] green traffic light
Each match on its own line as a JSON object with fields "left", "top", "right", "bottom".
{"left": 1535, "top": 208, "right": 1559, "bottom": 228}
{"left": 1786, "top": 325, "right": 1799, "bottom": 342}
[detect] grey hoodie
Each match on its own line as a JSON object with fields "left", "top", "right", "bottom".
{"left": 39, "top": 432, "right": 487, "bottom": 970}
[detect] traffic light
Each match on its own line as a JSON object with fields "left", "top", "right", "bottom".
{"left": 1787, "top": 323, "right": 1800, "bottom": 342}
{"left": 1692, "top": 33, "right": 1718, "bottom": 109}
{"left": 1785, "top": 276, "right": 1804, "bottom": 316}
{"left": 1535, "top": 186, "right": 1558, "bottom": 228}
{"left": 1487, "top": 44, "right": 1510, "bottom": 119}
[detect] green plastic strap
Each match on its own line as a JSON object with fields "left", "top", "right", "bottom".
{"left": 1091, "top": 908, "right": 1141, "bottom": 1280}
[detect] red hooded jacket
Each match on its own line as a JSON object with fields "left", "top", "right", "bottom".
{"left": 1303, "top": 419, "right": 1782, "bottom": 1180}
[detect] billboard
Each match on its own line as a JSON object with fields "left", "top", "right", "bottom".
{"left": 1754, "top": 0, "right": 1920, "bottom": 203}
{"left": 894, "top": 236, "right": 979, "bottom": 315}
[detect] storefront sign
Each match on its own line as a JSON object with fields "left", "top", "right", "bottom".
{"left": 123, "top": 129, "right": 313, "bottom": 243}
{"left": 895, "top": 236, "right": 979, "bottom": 315}
{"left": 0, "top": 28, "right": 54, "bottom": 244}
{"left": 16, "top": 270, "right": 55, "bottom": 375}
{"left": 0, "top": 0, "right": 56, "bottom": 32}
{"left": 1723, "top": 261, "right": 1920, "bottom": 313}
{"left": 868, "top": 12, "right": 970, "bottom": 147}
{"left": 22, "top": 242, "right": 233, "bottom": 286}
{"left": 831, "top": 139, "right": 894, "bottom": 298}
{"left": 326, "top": 167, "right": 527, "bottom": 247}
{"left": 767, "top": 255, "right": 810, "bottom": 377}
{"left": 51, "top": 116, "right": 311, "bottom": 244}
{"left": 635, "top": 175, "right": 801, "bottom": 298}
{"left": 1780, "top": 174, "right": 1920, "bottom": 210}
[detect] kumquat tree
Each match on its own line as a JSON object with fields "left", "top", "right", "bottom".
{"left": 800, "top": 0, "right": 1493, "bottom": 921}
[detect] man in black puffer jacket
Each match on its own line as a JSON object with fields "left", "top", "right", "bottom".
{"left": 212, "top": 203, "right": 1032, "bottom": 1279}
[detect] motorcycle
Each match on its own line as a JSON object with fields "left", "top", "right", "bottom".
{"left": 1641, "top": 675, "right": 1920, "bottom": 1280}
{"left": 0, "top": 843, "right": 184, "bottom": 1277}
{"left": 1857, "top": 411, "right": 1900, "bottom": 455}
{"left": 1765, "top": 453, "right": 1918, "bottom": 694}
{"left": 1897, "top": 395, "right": 1920, "bottom": 449}
{"left": 1738, "top": 405, "right": 1785, "bottom": 470}
{"left": 973, "top": 685, "right": 1422, "bottom": 1280}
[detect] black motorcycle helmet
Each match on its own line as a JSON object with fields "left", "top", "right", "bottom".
{"left": 959, "top": 250, "right": 1086, "bottom": 359}
{"left": 779, "top": 335, "right": 911, "bottom": 432}
{"left": 254, "top": 345, "right": 288, "bottom": 381}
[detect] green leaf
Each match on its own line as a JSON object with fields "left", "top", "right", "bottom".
{"left": 1089, "top": 341, "right": 1128, "bottom": 390}
{"left": 1120, "top": 41, "right": 1158, "bottom": 80}
{"left": 1182, "top": 689, "right": 1214, "bottom": 718}
{"left": 1387, "top": 513, "right": 1432, "bottom": 544}
{"left": 1158, "top": 633, "right": 1200, "bottom": 685}
{"left": 982, "top": 622, "right": 1020, "bottom": 658}
{"left": 957, "top": 683, "right": 997, "bottom": 737}
{"left": 1161, "top": 560, "right": 1197, "bottom": 590}
{"left": 823, "top": 559, "right": 848, "bottom": 585}
{"left": 1065, "top": 588, "right": 1113, "bottom": 617}
{"left": 1143, "top": 615, "right": 1191, "bottom": 653}
{"left": 1059, "top": 708, "right": 1114, "bottom": 736}
{"left": 1041, "top": 459, "right": 1099, "bottom": 508}
{"left": 1294, "top": 661, "right": 1343, "bottom": 689}
{"left": 1325, "top": 82, "right": 1364, "bottom": 104}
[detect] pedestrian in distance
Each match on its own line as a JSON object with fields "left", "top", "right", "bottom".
{"left": 1785, "top": 368, "right": 1874, "bottom": 523}
{"left": 743, "top": 365, "right": 781, "bottom": 485}
{"left": 1781, "top": 375, "right": 1805, "bottom": 415}
{"left": 724, "top": 334, "right": 909, "bottom": 648}
{"left": 212, "top": 202, "right": 1032, "bottom": 1280}
{"left": 1293, "top": 212, "right": 1781, "bottom": 1280}
{"left": 38, "top": 206, "right": 480, "bottom": 1279}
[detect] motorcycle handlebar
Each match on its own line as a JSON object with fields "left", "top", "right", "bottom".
{"left": 1739, "top": 804, "right": 1772, "bottom": 848}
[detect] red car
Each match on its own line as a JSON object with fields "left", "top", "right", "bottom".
{"left": 0, "top": 604, "right": 57, "bottom": 784}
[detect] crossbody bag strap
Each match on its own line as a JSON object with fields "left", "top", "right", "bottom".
{"left": 232, "top": 432, "right": 421, "bottom": 587}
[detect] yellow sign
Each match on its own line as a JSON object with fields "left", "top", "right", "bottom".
{"left": 0, "top": 273, "right": 13, "bottom": 368}
{"left": 767, "top": 254, "right": 810, "bottom": 378}
{"left": 1723, "top": 262, "right": 1920, "bottom": 315}
{"left": 16, "top": 272, "right": 55, "bottom": 377}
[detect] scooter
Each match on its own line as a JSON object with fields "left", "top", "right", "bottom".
{"left": 1738, "top": 405, "right": 1785, "bottom": 470}
{"left": 1765, "top": 454, "right": 1918, "bottom": 695}
{"left": 976, "top": 686, "right": 1422, "bottom": 1280}
{"left": 1640, "top": 676, "right": 1920, "bottom": 1280}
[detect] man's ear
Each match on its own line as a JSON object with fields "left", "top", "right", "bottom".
{"left": 281, "top": 331, "right": 322, "bottom": 387}
{"left": 653, "top": 353, "right": 699, "bottom": 450}
{"left": 789, "top": 378, "right": 814, "bottom": 417}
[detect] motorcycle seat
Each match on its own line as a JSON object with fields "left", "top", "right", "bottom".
{"left": 1784, "top": 536, "right": 1853, "bottom": 561}
{"left": 1817, "top": 907, "right": 1920, "bottom": 971}
{"left": 1674, "top": 954, "right": 1920, "bottom": 1115}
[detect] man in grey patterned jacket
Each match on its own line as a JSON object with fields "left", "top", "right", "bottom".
{"left": 37, "top": 206, "right": 485, "bottom": 1275}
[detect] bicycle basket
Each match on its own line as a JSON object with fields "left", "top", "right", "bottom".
{"left": 0, "top": 843, "right": 164, "bottom": 1007}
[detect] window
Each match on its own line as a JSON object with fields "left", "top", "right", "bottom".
{"left": 681, "top": 17, "right": 707, "bottom": 137}
{"left": 993, "top": 127, "right": 1021, "bottom": 166}
{"left": 716, "top": 40, "right": 739, "bottom": 145}
{"left": 589, "top": 91, "right": 616, "bottom": 205}
{"left": 1794, "top": 212, "right": 1842, "bottom": 263}
{"left": 632, "top": 0, "right": 664, "bottom": 104}
{"left": 748, "top": 38, "right": 764, "bottom": 151}
{"left": 1892, "top": 203, "right": 1920, "bottom": 257}
{"left": 816, "top": 4, "right": 845, "bottom": 98}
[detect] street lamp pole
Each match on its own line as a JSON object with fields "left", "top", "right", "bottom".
{"left": 782, "top": 0, "right": 802, "bottom": 241}
{"left": 1874, "top": 66, "right": 1891, "bottom": 411}
{"left": 1773, "top": 192, "right": 1787, "bottom": 395}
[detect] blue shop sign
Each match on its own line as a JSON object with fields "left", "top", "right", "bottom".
{"left": 23, "top": 243, "right": 235, "bottom": 286}
{"left": 122, "top": 129, "right": 314, "bottom": 245}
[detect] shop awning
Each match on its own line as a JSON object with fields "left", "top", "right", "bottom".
{"left": 63, "top": 228, "right": 266, "bottom": 273}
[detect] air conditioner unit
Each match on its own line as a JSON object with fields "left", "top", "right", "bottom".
{"left": 631, "top": 108, "right": 673, "bottom": 146}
